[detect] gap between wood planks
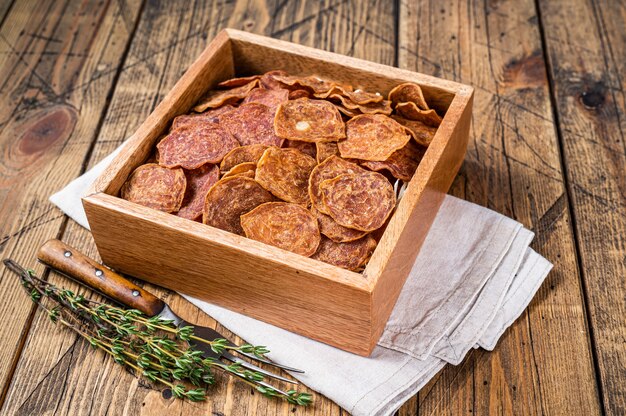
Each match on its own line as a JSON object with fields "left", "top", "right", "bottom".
{"left": 0, "top": 0, "right": 149, "bottom": 408}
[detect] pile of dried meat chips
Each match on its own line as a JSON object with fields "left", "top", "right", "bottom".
{"left": 120, "top": 71, "right": 441, "bottom": 271}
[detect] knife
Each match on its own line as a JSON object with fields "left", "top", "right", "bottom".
{"left": 36, "top": 239, "right": 302, "bottom": 385}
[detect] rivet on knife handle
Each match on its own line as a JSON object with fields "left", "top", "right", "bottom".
{"left": 37, "top": 239, "right": 165, "bottom": 316}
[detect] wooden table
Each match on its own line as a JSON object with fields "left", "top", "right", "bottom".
{"left": 0, "top": 0, "right": 624, "bottom": 414}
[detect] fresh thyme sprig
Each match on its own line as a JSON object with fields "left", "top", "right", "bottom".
{"left": 17, "top": 268, "right": 312, "bottom": 406}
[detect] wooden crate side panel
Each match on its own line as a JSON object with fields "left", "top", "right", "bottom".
{"left": 369, "top": 92, "right": 473, "bottom": 345}
{"left": 83, "top": 194, "right": 374, "bottom": 355}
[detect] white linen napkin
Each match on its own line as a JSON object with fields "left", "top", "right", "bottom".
{"left": 49, "top": 142, "right": 552, "bottom": 416}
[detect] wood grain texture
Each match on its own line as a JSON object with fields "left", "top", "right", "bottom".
{"left": 0, "top": 0, "right": 144, "bottom": 407}
{"left": 399, "top": 0, "right": 602, "bottom": 414}
{"left": 4, "top": 0, "right": 623, "bottom": 415}
{"left": 2, "top": 1, "right": 399, "bottom": 415}
{"left": 538, "top": 0, "right": 626, "bottom": 413}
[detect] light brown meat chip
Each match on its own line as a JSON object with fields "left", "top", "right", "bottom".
{"left": 312, "top": 235, "right": 377, "bottom": 271}
{"left": 272, "top": 74, "right": 335, "bottom": 94}
{"left": 311, "top": 205, "right": 368, "bottom": 243}
{"left": 120, "top": 164, "right": 186, "bottom": 213}
{"left": 395, "top": 102, "right": 442, "bottom": 127}
{"left": 361, "top": 141, "right": 426, "bottom": 182}
{"left": 288, "top": 89, "right": 311, "bottom": 100}
{"left": 203, "top": 177, "right": 274, "bottom": 235}
{"left": 343, "top": 89, "right": 384, "bottom": 105}
{"left": 356, "top": 99, "right": 393, "bottom": 115}
{"left": 177, "top": 164, "right": 220, "bottom": 221}
{"left": 217, "top": 75, "right": 261, "bottom": 88}
{"left": 319, "top": 171, "right": 396, "bottom": 232}
{"left": 338, "top": 114, "right": 410, "bottom": 161}
{"left": 333, "top": 103, "right": 362, "bottom": 118}
{"left": 312, "top": 84, "right": 350, "bottom": 99}
{"left": 241, "top": 202, "right": 320, "bottom": 257}
{"left": 329, "top": 93, "right": 364, "bottom": 110}
{"left": 255, "top": 147, "right": 317, "bottom": 204}
{"left": 220, "top": 144, "right": 269, "bottom": 173}
{"left": 390, "top": 115, "right": 438, "bottom": 146}
{"left": 308, "top": 155, "right": 365, "bottom": 215}
{"left": 193, "top": 80, "right": 259, "bottom": 112}
{"left": 274, "top": 98, "right": 346, "bottom": 142}
{"left": 242, "top": 88, "right": 289, "bottom": 109}
{"left": 218, "top": 103, "right": 283, "bottom": 147}
{"left": 330, "top": 94, "right": 392, "bottom": 115}
{"left": 315, "top": 141, "right": 339, "bottom": 164}
{"left": 259, "top": 70, "right": 290, "bottom": 90}
{"left": 171, "top": 105, "right": 235, "bottom": 130}
{"left": 388, "top": 82, "right": 429, "bottom": 110}
{"left": 222, "top": 162, "right": 256, "bottom": 179}
{"left": 282, "top": 139, "right": 317, "bottom": 159}
{"left": 157, "top": 123, "right": 239, "bottom": 169}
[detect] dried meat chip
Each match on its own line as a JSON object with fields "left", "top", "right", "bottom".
{"left": 361, "top": 141, "right": 426, "bottom": 182}
{"left": 308, "top": 155, "right": 365, "bottom": 215}
{"left": 329, "top": 93, "right": 362, "bottom": 110}
{"left": 120, "top": 164, "right": 186, "bottom": 213}
{"left": 171, "top": 105, "right": 235, "bottom": 130}
{"left": 388, "top": 82, "right": 429, "bottom": 110}
{"left": 390, "top": 115, "right": 438, "bottom": 147}
{"left": 259, "top": 70, "right": 289, "bottom": 90}
{"left": 319, "top": 171, "right": 396, "bottom": 232}
{"left": 255, "top": 147, "right": 317, "bottom": 205}
{"left": 241, "top": 202, "right": 320, "bottom": 257}
{"left": 330, "top": 94, "right": 392, "bottom": 115}
{"left": 203, "top": 176, "right": 274, "bottom": 235}
{"left": 274, "top": 98, "right": 345, "bottom": 142}
{"left": 242, "top": 88, "right": 289, "bottom": 110}
{"left": 338, "top": 114, "right": 410, "bottom": 161}
{"left": 272, "top": 74, "right": 335, "bottom": 94}
{"left": 312, "top": 84, "right": 350, "bottom": 99}
{"left": 220, "top": 144, "right": 269, "bottom": 173}
{"left": 315, "top": 141, "right": 339, "bottom": 164}
{"left": 333, "top": 103, "right": 362, "bottom": 118}
{"left": 288, "top": 89, "right": 311, "bottom": 100}
{"left": 193, "top": 80, "right": 259, "bottom": 112}
{"left": 312, "top": 235, "right": 377, "bottom": 271}
{"left": 343, "top": 89, "right": 384, "bottom": 105}
{"left": 282, "top": 139, "right": 317, "bottom": 159}
{"left": 311, "top": 205, "right": 368, "bottom": 243}
{"left": 217, "top": 75, "right": 261, "bottom": 88}
{"left": 395, "top": 102, "right": 442, "bottom": 127}
{"left": 157, "top": 123, "right": 239, "bottom": 169}
{"left": 356, "top": 99, "right": 393, "bottom": 115}
{"left": 177, "top": 164, "right": 220, "bottom": 221}
{"left": 218, "top": 103, "right": 283, "bottom": 147}
{"left": 222, "top": 162, "right": 256, "bottom": 179}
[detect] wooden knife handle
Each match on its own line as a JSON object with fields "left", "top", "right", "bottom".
{"left": 37, "top": 239, "right": 165, "bottom": 316}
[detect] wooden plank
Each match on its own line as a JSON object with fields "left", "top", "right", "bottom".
{"left": 0, "top": 0, "right": 144, "bottom": 407}
{"left": 0, "top": 0, "right": 14, "bottom": 26}
{"left": 3, "top": 0, "right": 397, "bottom": 414}
{"left": 398, "top": 0, "right": 603, "bottom": 414}
{"left": 538, "top": 0, "right": 626, "bottom": 413}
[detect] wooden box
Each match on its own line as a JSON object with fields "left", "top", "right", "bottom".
{"left": 83, "top": 29, "right": 473, "bottom": 356}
